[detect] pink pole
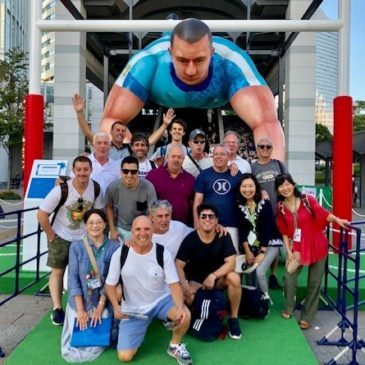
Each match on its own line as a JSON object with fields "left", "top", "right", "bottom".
{"left": 332, "top": 96, "right": 353, "bottom": 249}
{"left": 23, "top": 94, "right": 44, "bottom": 193}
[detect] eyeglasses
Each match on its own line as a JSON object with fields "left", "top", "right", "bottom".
{"left": 199, "top": 213, "right": 216, "bottom": 220}
{"left": 258, "top": 145, "right": 272, "bottom": 150}
{"left": 192, "top": 140, "right": 206, "bottom": 144}
{"left": 77, "top": 197, "right": 83, "bottom": 212}
{"left": 87, "top": 220, "right": 105, "bottom": 226}
{"left": 122, "top": 168, "right": 139, "bottom": 175}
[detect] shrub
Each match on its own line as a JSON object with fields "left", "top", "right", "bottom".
{"left": 0, "top": 190, "right": 22, "bottom": 200}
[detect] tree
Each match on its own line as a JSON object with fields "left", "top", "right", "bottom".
{"left": 316, "top": 123, "right": 332, "bottom": 142}
{"left": 0, "top": 49, "right": 28, "bottom": 188}
{"left": 353, "top": 100, "right": 365, "bottom": 131}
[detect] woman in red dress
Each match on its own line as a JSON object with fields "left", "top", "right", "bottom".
{"left": 274, "top": 174, "right": 348, "bottom": 329}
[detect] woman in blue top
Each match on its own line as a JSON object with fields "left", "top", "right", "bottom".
{"left": 61, "top": 209, "right": 119, "bottom": 363}
{"left": 236, "top": 173, "right": 282, "bottom": 297}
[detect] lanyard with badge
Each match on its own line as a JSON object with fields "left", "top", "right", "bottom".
{"left": 82, "top": 237, "right": 104, "bottom": 291}
{"left": 291, "top": 198, "right": 302, "bottom": 243}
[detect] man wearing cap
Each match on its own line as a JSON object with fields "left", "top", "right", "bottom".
{"left": 182, "top": 129, "right": 213, "bottom": 178}
{"left": 251, "top": 136, "right": 286, "bottom": 289}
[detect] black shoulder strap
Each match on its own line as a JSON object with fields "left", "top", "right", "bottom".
{"left": 119, "top": 245, "right": 130, "bottom": 300}
{"left": 149, "top": 160, "right": 157, "bottom": 169}
{"left": 187, "top": 153, "right": 202, "bottom": 172}
{"left": 120, "top": 244, "right": 129, "bottom": 270}
{"left": 274, "top": 159, "right": 285, "bottom": 175}
{"left": 51, "top": 181, "right": 68, "bottom": 226}
{"left": 119, "top": 244, "right": 163, "bottom": 300}
{"left": 155, "top": 243, "right": 164, "bottom": 269}
{"left": 91, "top": 179, "right": 101, "bottom": 203}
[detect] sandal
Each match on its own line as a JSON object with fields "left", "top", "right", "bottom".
{"left": 280, "top": 311, "right": 292, "bottom": 319}
{"left": 299, "top": 320, "right": 311, "bottom": 330}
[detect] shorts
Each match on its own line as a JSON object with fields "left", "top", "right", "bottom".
{"left": 117, "top": 294, "right": 174, "bottom": 351}
{"left": 47, "top": 234, "right": 71, "bottom": 269}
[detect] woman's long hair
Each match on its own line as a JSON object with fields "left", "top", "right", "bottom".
{"left": 274, "top": 173, "right": 302, "bottom": 202}
{"left": 236, "top": 173, "right": 262, "bottom": 206}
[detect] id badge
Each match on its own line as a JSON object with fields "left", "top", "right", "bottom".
{"left": 247, "top": 231, "right": 257, "bottom": 246}
{"left": 87, "top": 277, "right": 102, "bottom": 290}
{"left": 293, "top": 228, "right": 302, "bottom": 242}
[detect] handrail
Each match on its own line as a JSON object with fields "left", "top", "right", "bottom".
{"left": 0, "top": 207, "right": 49, "bottom": 306}
{"left": 319, "top": 221, "right": 365, "bottom": 365}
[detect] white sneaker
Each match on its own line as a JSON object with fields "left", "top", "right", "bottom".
{"left": 167, "top": 343, "right": 193, "bottom": 365}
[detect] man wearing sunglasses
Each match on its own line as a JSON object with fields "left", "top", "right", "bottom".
{"left": 37, "top": 156, "right": 104, "bottom": 326}
{"left": 105, "top": 156, "right": 157, "bottom": 242}
{"left": 193, "top": 144, "right": 242, "bottom": 252}
{"left": 182, "top": 129, "right": 213, "bottom": 178}
{"left": 251, "top": 137, "right": 287, "bottom": 290}
{"left": 175, "top": 203, "right": 242, "bottom": 340}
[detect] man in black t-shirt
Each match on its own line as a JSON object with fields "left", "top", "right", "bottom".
{"left": 175, "top": 203, "right": 242, "bottom": 340}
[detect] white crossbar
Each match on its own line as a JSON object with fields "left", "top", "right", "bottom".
{"left": 36, "top": 19, "right": 343, "bottom": 33}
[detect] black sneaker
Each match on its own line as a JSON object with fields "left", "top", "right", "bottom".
{"left": 269, "top": 274, "right": 281, "bottom": 290}
{"left": 51, "top": 308, "right": 65, "bottom": 326}
{"left": 228, "top": 317, "right": 242, "bottom": 340}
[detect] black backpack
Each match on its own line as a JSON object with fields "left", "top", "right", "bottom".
{"left": 188, "top": 288, "right": 227, "bottom": 341}
{"left": 119, "top": 243, "right": 164, "bottom": 299}
{"left": 51, "top": 178, "right": 100, "bottom": 225}
{"left": 238, "top": 285, "right": 269, "bottom": 319}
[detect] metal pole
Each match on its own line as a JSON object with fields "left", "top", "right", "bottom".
{"left": 36, "top": 19, "right": 343, "bottom": 33}
{"left": 103, "top": 55, "right": 109, "bottom": 104}
{"left": 338, "top": 0, "right": 350, "bottom": 95}
{"left": 29, "top": 0, "right": 42, "bottom": 94}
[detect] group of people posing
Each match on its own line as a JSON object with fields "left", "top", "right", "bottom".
{"left": 37, "top": 104, "right": 348, "bottom": 364}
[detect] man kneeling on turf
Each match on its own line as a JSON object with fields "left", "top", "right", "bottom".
{"left": 105, "top": 216, "right": 193, "bottom": 364}
{"left": 175, "top": 203, "right": 242, "bottom": 339}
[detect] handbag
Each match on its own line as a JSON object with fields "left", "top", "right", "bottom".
{"left": 70, "top": 317, "right": 112, "bottom": 347}
{"left": 188, "top": 288, "right": 227, "bottom": 341}
{"left": 235, "top": 255, "right": 259, "bottom": 274}
{"left": 238, "top": 285, "right": 269, "bottom": 319}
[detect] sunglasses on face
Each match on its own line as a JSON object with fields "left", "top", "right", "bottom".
{"left": 258, "top": 145, "right": 272, "bottom": 150}
{"left": 122, "top": 169, "right": 139, "bottom": 175}
{"left": 192, "top": 140, "right": 206, "bottom": 144}
{"left": 199, "top": 213, "right": 216, "bottom": 220}
{"left": 77, "top": 197, "right": 83, "bottom": 212}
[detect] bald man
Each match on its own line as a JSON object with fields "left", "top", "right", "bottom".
{"left": 105, "top": 216, "right": 192, "bottom": 364}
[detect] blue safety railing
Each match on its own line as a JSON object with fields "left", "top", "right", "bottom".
{"left": 0, "top": 207, "right": 49, "bottom": 306}
{"left": 319, "top": 221, "right": 365, "bottom": 365}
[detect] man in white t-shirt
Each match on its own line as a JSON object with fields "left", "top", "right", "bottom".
{"left": 130, "top": 133, "right": 157, "bottom": 178}
{"left": 223, "top": 130, "right": 251, "bottom": 174}
{"left": 105, "top": 216, "right": 192, "bottom": 365}
{"left": 150, "top": 200, "right": 193, "bottom": 259}
{"left": 37, "top": 156, "right": 104, "bottom": 326}
{"left": 150, "top": 199, "right": 227, "bottom": 259}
